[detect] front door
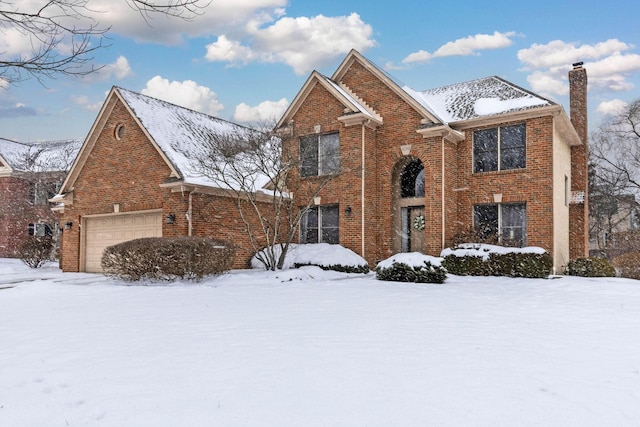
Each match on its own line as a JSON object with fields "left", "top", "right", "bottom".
{"left": 401, "top": 206, "right": 425, "bottom": 253}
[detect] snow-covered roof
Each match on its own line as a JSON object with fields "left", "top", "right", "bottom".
{"left": 116, "top": 87, "right": 272, "bottom": 191}
{"left": 0, "top": 137, "right": 82, "bottom": 173}
{"left": 406, "top": 76, "right": 553, "bottom": 124}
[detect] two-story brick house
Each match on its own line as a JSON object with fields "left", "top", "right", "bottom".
{"left": 0, "top": 138, "right": 81, "bottom": 257}
{"left": 278, "top": 50, "right": 588, "bottom": 271}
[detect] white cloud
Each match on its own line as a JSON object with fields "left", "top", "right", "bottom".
{"left": 6, "top": 2, "right": 375, "bottom": 76}
{"left": 205, "top": 13, "right": 375, "bottom": 75}
{"left": 86, "top": 0, "right": 289, "bottom": 44}
{"left": 83, "top": 56, "right": 133, "bottom": 82}
{"left": 402, "top": 31, "right": 516, "bottom": 64}
{"left": 233, "top": 98, "right": 289, "bottom": 123}
{"left": 518, "top": 39, "right": 640, "bottom": 96}
{"left": 402, "top": 50, "right": 433, "bottom": 64}
{"left": 141, "top": 76, "right": 224, "bottom": 116}
{"left": 71, "top": 95, "right": 103, "bottom": 111}
{"left": 597, "top": 99, "right": 628, "bottom": 116}
{"left": 205, "top": 35, "right": 255, "bottom": 63}
{"left": 518, "top": 39, "right": 632, "bottom": 70}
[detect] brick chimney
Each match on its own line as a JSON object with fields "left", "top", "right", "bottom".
{"left": 569, "top": 62, "right": 589, "bottom": 260}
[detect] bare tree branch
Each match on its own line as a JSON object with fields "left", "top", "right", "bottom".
{"left": 176, "top": 122, "right": 344, "bottom": 270}
{"left": 0, "top": 0, "right": 209, "bottom": 84}
{"left": 589, "top": 98, "right": 640, "bottom": 253}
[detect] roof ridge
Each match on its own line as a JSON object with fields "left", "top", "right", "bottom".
{"left": 114, "top": 86, "right": 253, "bottom": 130}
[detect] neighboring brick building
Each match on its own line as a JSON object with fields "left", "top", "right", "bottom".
{"left": 0, "top": 138, "right": 81, "bottom": 257}
{"left": 277, "top": 50, "right": 589, "bottom": 271}
{"left": 53, "top": 87, "right": 276, "bottom": 272}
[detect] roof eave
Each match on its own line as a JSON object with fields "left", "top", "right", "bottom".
{"left": 416, "top": 125, "right": 465, "bottom": 142}
{"left": 338, "top": 112, "right": 383, "bottom": 128}
{"left": 448, "top": 105, "right": 562, "bottom": 130}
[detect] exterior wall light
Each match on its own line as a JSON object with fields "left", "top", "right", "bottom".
{"left": 64, "top": 221, "right": 73, "bottom": 230}
{"left": 345, "top": 206, "right": 352, "bottom": 216}
{"left": 166, "top": 213, "right": 176, "bottom": 224}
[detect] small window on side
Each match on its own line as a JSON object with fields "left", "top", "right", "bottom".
{"left": 115, "top": 124, "right": 125, "bottom": 140}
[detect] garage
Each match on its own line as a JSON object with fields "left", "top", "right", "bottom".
{"left": 83, "top": 210, "right": 162, "bottom": 272}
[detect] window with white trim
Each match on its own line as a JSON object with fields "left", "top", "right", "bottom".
{"left": 300, "top": 132, "right": 340, "bottom": 177}
{"left": 300, "top": 205, "right": 339, "bottom": 244}
{"left": 473, "top": 123, "right": 526, "bottom": 173}
{"left": 29, "top": 181, "right": 61, "bottom": 205}
{"left": 473, "top": 203, "right": 526, "bottom": 247}
{"left": 28, "top": 223, "right": 53, "bottom": 237}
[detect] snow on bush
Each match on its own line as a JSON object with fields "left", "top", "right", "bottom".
{"left": 375, "top": 252, "right": 447, "bottom": 284}
{"left": 376, "top": 252, "right": 443, "bottom": 269}
{"left": 441, "top": 243, "right": 552, "bottom": 278}
{"left": 251, "top": 243, "right": 369, "bottom": 273}
{"left": 440, "top": 243, "right": 546, "bottom": 260}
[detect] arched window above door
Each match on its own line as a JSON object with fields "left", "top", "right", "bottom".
{"left": 400, "top": 159, "right": 425, "bottom": 198}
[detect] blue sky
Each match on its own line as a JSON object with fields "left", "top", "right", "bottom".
{"left": 2, "top": 0, "right": 640, "bottom": 142}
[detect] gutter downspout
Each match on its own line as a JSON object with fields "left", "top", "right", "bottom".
{"left": 442, "top": 137, "right": 446, "bottom": 249}
{"left": 361, "top": 122, "right": 366, "bottom": 258}
{"left": 188, "top": 191, "right": 193, "bottom": 236}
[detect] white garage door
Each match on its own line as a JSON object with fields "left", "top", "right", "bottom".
{"left": 84, "top": 211, "right": 162, "bottom": 272}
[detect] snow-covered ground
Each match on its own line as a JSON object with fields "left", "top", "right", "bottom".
{"left": 1, "top": 258, "right": 639, "bottom": 426}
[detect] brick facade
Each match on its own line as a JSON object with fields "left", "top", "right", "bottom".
{"left": 58, "top": 94, "right": 275, "bottom": 272}
{"left": 280, "top": 51, "right": 588, "bottom": 271}
{"left": 0, "top": 175, "right": 59, "bottom": 257}
{"left": 569, "top": 64, "right": 590, "bottom": 259}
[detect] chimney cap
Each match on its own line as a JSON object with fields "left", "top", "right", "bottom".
{"left": 572, "top": 61, "right": 584, "bottom": 69}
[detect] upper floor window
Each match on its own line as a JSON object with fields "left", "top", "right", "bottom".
{"left": 473, "top": 123, "right": 526, "bottom": 173}
{"left": 300, "top": 132, "right": 340, "bottom": 177}
{"left": 29, "top": 181, "right": 61, "bottom": 205}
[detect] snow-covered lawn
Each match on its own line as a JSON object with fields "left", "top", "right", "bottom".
{"left": 1, "top": 258, "right": 639, "bottom": 426}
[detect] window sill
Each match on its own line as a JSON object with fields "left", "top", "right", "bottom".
{"left": 472, "top": 168, "right": 527, "bottom": 177}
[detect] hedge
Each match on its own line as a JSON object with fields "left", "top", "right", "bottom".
{"left": 101, "top": 236, "right": 235, "bottom": 282}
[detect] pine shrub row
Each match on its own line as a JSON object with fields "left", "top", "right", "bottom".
{"left": 565, "top": 257, "right": 616, "bottom": 277}
{"left": 101, "top": 237, "right": 235, "bottom": 282}
{"left": 376, "top": 261, "right": 447, "bottom": 284}
{"left": 293, "top": 263, "right": 369, "bottom": 274}
{"left": 442, "top": 252, "right": 553, "bottom": 278}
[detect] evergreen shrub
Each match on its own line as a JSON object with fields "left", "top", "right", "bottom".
{"left": 376, "top": 261, "right": 447, "bottom": 284}
{"left": 293, "top": 262, "right": 369, "bottom": 274}
{"left": 565, "top": 257, "right": 616, "bottom": 277}
{"left": 101, "top": 237, "right": 235, "bottom": 282}
{"left": 442, "top": 247, "right": 553, "bottom": 278}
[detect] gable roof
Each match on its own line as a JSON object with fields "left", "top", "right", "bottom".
{"left": 405, "top": 76, "right": 554, "bottom": 124}
{"left": 276, "top": 70, "right": 383, "bottom": 129}
{"left": 60, "top": 87, "right": 273, "bottom": 197}
{"left": 0, "top": 137, "right": 82, "bottom": 176}
{"left": 277, "top": 50, "right": 578, "bottom": 144}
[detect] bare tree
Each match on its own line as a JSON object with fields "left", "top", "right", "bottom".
{"left": 0, "top": 139, "right": 81, "bottom": 257}
{"left": 589, "top": 99, "right": 640, "bottom": 253}
{"left": 179, "top": 123, "right": 341, "bottom": 270}
{"left": 0, "top": 0, "right": 208, "bottom": 84}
